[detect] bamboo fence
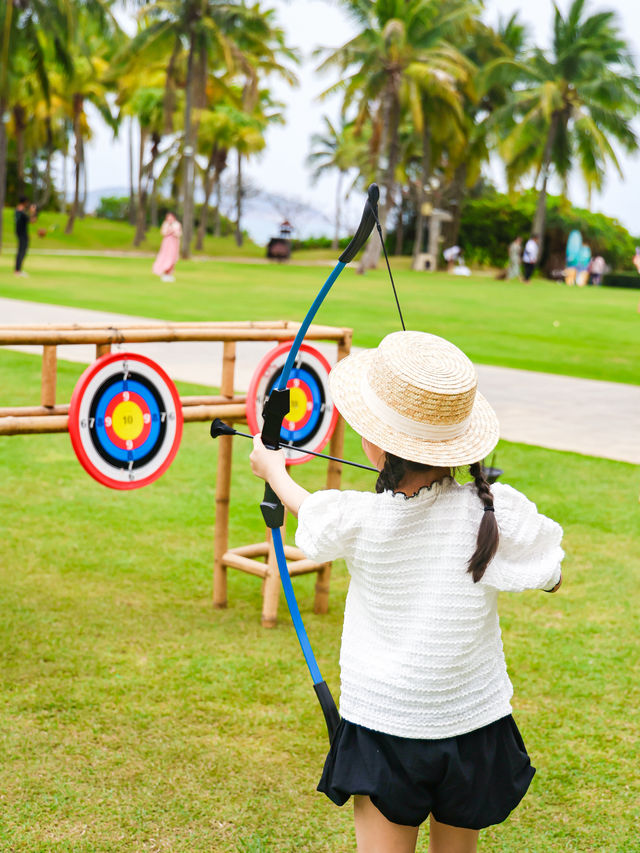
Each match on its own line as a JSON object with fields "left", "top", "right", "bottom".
{"left": 0, "top": 320, "right": 353, "bottom": 625}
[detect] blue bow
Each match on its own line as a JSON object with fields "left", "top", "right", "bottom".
{"left": 258, "top": 186, "right": 384, "bottom": 744}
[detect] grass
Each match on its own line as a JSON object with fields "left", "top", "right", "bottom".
{"left": 0, "top": 347, "right": 639, "bottom": 851}
{"left": 1, "top": 209, "right": 264, "bottom": 258}
{"left": 1, "top": 253, "right": 638, "bottom": 386}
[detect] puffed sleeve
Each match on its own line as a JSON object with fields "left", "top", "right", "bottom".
{"left": 479, "top": 483, "right": 564, "bottom": 592}
{"left": 295, "top": 489, "right": 362, "bottom": 563}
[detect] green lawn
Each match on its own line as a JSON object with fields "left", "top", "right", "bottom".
{"left": 1, "top": 252, "right": 638, "bottom": 386}
{"left": 0, "top": 348, "right": 639, "bottom": 851}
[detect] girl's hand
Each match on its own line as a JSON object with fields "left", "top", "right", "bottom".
{"left": 250, "top": 435, "right": 310, "bottom": 518}
{"left": 250, "top": 434, "right": 286, "bottom": 482}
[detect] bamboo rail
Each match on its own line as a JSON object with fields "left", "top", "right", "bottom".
{"left": 0, "top": 320, "right": 353, "bottom": 624}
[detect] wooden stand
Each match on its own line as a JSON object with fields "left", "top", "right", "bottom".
{"left": 222, "top": 523, "right": 332, "bottom": 628}
{"left": 214, "top": 334, "right": 352, "bottom": 626}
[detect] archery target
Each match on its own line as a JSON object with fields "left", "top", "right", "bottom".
{"left": 68, "top": 352, "right": 183, "bottom": 490}
{"left": 247, "top": 342, "right": 339, "bottom": 466}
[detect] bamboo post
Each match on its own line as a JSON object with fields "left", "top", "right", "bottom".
{"left": 325, "top": 331, "right": 352, "bottom": 489}
{"left": 213, "top": 341, "right": 236, "bottom": 609}
{"left": 40, "top": 346, "right": 57, "bottom": 408}
{"left": 96, "top": 344, "right": 111, "bottom": 358}
{"left": 262, "top": 523, "right": 284, "bottom": 628}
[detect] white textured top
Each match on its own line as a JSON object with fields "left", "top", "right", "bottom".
{"left": 523, "top": 238, "right": 539, "bottom": 264}
{"left": 295, "top": 479, "right": 564, "bottom": 739}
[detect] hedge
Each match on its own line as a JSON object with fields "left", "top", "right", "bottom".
{"left": 601, "top": 272, "right": 640, "bottom": 289}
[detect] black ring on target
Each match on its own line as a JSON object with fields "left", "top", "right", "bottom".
{"left": 88, "top": 372, "right": 167, "bottom": 470}
{"left": 247, "top": 342, "right": 338, "bottom": 466}
{"left": 68, "top": 352, "right": 183, "bottom": 490}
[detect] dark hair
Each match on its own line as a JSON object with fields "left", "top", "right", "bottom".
{"left": 467, "top": 462, "right": 499, "bottom": 582}
{"left": 376, "top": 452, "right": 499, "bottom": 583}
{"left": 18, "top": 195, "right": 28, "bottom": 205}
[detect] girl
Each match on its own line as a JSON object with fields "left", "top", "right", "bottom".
{"left": 152, "top": 212, "right": 182, "bottom": 282}
{"left": 250, "top": 331, "right": 564, "bottom": 853}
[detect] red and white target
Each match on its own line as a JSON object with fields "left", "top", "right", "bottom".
{"left": 247, "top": 342, "right": 339, "bottom": 466}
{"left": 68, "top": 352, "right": 183, "bottom": 490}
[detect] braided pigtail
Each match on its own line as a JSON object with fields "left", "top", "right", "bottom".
{"left": 467, "top": 462, "right": 499, "bottom": 582}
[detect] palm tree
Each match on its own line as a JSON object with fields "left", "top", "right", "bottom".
{"left": 0, "top": 0, "right": 71, "bottom": 249}
{"left": 307, "top": 116, "right": 364, "bottom": 250}
{"left": 437, "top": 13, "right": 528, "bottom": 251}
{"left": 494, "top": 0, "right": 640, "bottom": 250}
{"left": 125, "top": 0, "right": 296, "bottom": 258}
{"left": 195, "top": 99, "right": 237, "bottom": 249}
{"left": 232, "top": 86, "right": 284, "bottom": 246}
{"left": 63, "top": 9, "right": 121, "bottom": 234}
{"left": 317, "top": 0, "right": 476, "bottom": 271}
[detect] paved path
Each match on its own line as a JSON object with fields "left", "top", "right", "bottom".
{"left": 1, "top": 296, "right": 638, "bottom": 465}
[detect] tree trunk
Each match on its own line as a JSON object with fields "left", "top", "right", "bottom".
{"left": 149, "top": 134, "right": 160, "bottom": 228}
{"left": 65, "top": 94, "right": 83, "bottom": 234}
{"left": 128, "top": 117, "right": 136, "bottom": 225}
{"left": 37, "top": 115, "right": 55, "bottom": 209}
{"left": 13, "top": 104, "right": 26, "bottom": 197}
{"left": 332, "top": 170, "right": 344, "bottom": 251}
{"left": 0, "top": 102, "right": 8, "bottom": 252}
{"left": 442, "top": 161, "right": 468, "bottom": 252}
{"left": 0, "top": 2, "right": 13, "bottom": 250}
{"left": 235, "top": 150, "right": 243, "bottom": 247}
{"left": 196, "top": 147, "right": 217, "bottom": 251}
{"left": 61, "top": 151, "right": 68, "bottom": 212}
{"left": 181, "top": 30, "right": 197, "bottom": 259}
{"left": 133, "top": 127, "right": 148, "bottom": 246}
{"left": 358, "top": 85, "right": 400, "bottom": 273}
{"left": 214, "top": 178, "right": 222, "bottom": 237}
{"left": 412, "top": 120, "right": 432, "bottom": 263}
{"left": 394, "top": 191, "right": 405, "bottom": 256}
{"left": 79, "top": 137, "right": 86, "bottom": 217}
{"left": 150, "top": 174, "right": 158, "bottom": 228}
{"left": 532, "top": 112, "right": 560, "bottom": 255}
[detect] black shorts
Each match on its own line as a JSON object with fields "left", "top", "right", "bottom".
{"left": 317, "top": 715, "right": 535, "bottom": 829}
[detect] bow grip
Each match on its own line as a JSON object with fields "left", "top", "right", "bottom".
{"left": 338, "top": 183, "right": 380, "bottom": 263}
{"left": 259, "top": 388, "right": 291, "bottom": 529}
{"left": 261, "top": 388, "right": 291, "bottom": 450}
{"left": 261, "top": 482, "right": 285, "bottom": 529}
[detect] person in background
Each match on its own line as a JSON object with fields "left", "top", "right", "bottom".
{"left": 589, "top": 255, "right": 606, "bottom": 286}
{"left": 443, "top": 245, "right": 461, "bottom": 272}
{"left": 522, "top": 234, "right": 539, "bottom": 282}
{"left": 633, "top": 247, "right": 640, "bottom": 274}
{"left": 14, "top": 197, "right": 36, "bottom": 277}
{"left": 507, "top": 236, "right": 522, "bottom": 280}
{"left": 152, "top": 212, "right": 182, "bottom": 282}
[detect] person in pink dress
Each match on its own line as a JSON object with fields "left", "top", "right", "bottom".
{"left": 152, "top": 212, "right": 182, "bottom": 282}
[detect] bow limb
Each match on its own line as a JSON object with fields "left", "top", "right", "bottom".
{"left": 259, "top": 184, "right": 380, "bottom": 744}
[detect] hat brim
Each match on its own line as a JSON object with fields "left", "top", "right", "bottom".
{"left": 329, "top": 349, "right": 500, "bottom": 467}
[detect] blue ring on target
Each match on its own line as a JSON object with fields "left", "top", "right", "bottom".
{"left": 279, "top": 368, "right": 322, "bottom": 443}
{"left": 94, "top": 380, "right": 161, "bottom": 461}
{"left": 246, "top": 341, "right": 339, "bottom": 467}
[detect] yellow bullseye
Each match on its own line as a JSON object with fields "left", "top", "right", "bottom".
{"left": 286, "top": 386, "right": 308, "bottom": 424}
{"left": 112, "top": 400, "right": 144, "bottom": 440}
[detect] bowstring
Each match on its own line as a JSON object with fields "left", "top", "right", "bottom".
{"left": 371, "top": 211, "right": 406, "bottom": 331}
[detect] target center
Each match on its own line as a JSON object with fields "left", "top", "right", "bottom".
{"left": 287, "top": 386, "right": 310, "bottom": 423}
{"left": 112, "top": 400, "right": 144, "bottom": 440}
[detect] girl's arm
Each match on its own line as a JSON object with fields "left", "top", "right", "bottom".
{"left": 249, "top": 435, "right": 310, "bottom": 518}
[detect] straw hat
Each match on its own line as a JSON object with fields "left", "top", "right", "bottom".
{"left": 329, "top": 331, "right": 499, "bottom": 467}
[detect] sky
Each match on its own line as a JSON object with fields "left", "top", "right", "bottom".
{"left": 82, "top": 0, "right": 640, "bottom": 240}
